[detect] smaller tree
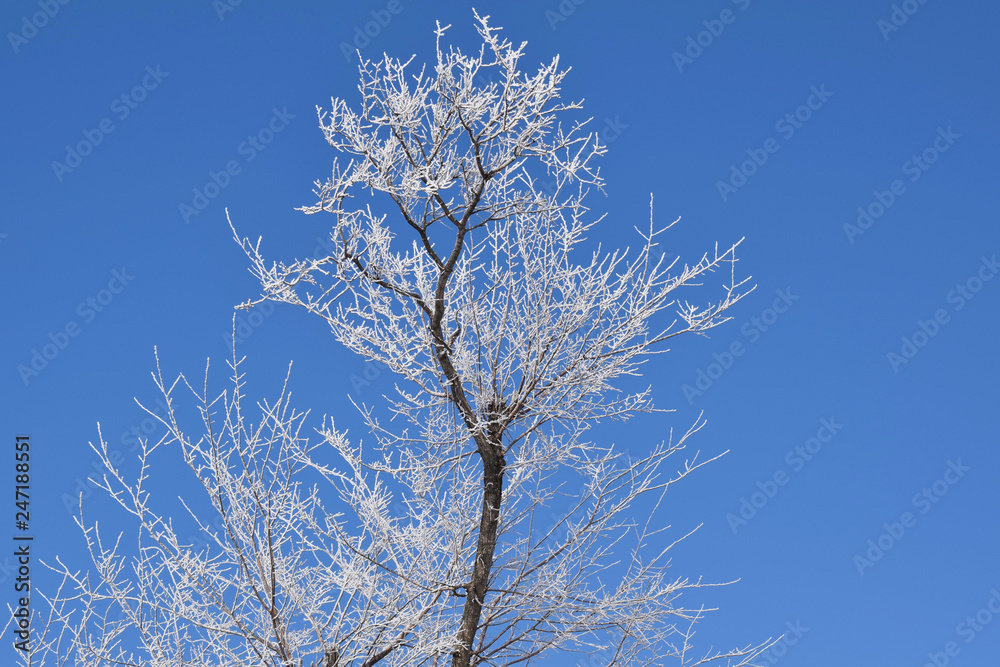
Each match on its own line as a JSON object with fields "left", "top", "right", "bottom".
{"left": 13, "top": 13, "right": 773, "bottom": 667}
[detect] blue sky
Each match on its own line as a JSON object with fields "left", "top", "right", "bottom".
{"left": 3, "top": 1, "right": 999, "bottom": 665}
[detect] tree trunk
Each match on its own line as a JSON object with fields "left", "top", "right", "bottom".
{"left": 452, "top": 439, "right": 504, "bottom": 667}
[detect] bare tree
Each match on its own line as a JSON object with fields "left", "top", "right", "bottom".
{"left": 16, "top": 12, "right": 773, "bottom": 667}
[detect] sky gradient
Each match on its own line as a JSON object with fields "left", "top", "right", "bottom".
{"left": 3, "top": 1, "right": 999, "bottom": 665}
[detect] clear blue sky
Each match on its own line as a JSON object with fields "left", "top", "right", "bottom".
{"left": 3, "top": 1, "right": 999, "bottom": 665}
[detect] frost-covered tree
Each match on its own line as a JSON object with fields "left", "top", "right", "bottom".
{"left": 17, "top": 12, "right": 770, "bottom": 667}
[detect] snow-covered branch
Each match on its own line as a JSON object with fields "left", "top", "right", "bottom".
{"left": 21, "top": 11, "right": 770, "bottom": 667}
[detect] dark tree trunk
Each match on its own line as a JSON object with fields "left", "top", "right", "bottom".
{"left": 451, "top": 437, "right": 504, "bottom": 667}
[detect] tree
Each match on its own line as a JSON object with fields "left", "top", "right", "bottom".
{"left": 17, "top": 12, "right": 770, "bottom": 667}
